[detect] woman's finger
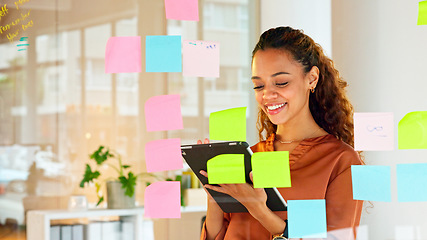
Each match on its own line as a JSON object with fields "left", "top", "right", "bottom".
{"left": 197, "top": 139, "right": 202, "bottom": 144}
{"left": 204, "top": 138, "right": 210, "bottom": 144}
{"left": 199, "top": 170, "right": 208, "bottom": 178}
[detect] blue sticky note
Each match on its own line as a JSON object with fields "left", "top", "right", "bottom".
{"left": 397, "top": 163, "right": 427, "bottom": 202}
{"left": 351, "top": 165, "right": 391, "bottom": 202}
{"left": 146, "top": 36, "right": 182, "bottom": 72}
{"left": 288, "top": 199, "right": 327, "bottom": 238}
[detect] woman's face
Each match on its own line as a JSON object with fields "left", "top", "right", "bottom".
{"left": 251, "top": 48, "right": 318, "bottom": 126}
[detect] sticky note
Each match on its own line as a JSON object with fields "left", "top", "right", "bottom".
{"left": 146, "top": 35, "right": 182, "bottom": 72}
{"left": 105, "top": 36, "right": 141, "bottom": 73}
{"left": 398, "top": 111, "right": 427, "bottom": 149}
{"left": 207, "top": 154, "right": 246, "bottom": 184}
{"left": 144, "top": 181, "right": 181, "bottom": 218}
{"left": 144, "top": 94, "right": 183, "bottom": 132}
{"left": 418, "top": 1, "right": 427, "bottom": 25}
{"left": 354, "top": 112, "right": 394, "bottom": 151}
{"left": 288, "top": 199, "right": 327, "bottom": 238}
{"left": 351, "top": 165, "right": 391, "bottom": 202}
{"left": 145, "top": 138, "right": 183, "bottom": 173}
{"left": 251, "top": 151, "right": 291, "bottom": 188}
{"left": 183, "top": 40, "right": 220, "bottom": 77}
{"left": 397, "top": 163, "right": 427, "bottom": 202}
{"left": 209, "top": 107, "right": 246, "bottom": 141}
{"left": 165, "top": 0, "right": 199, "bottom": 21}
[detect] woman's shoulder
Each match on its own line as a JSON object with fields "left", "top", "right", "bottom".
{"left": 313, "top": 134, "right": 362, "bottom": 166}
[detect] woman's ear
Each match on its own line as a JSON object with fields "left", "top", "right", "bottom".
{"left": 308, "top": 66, "right": 320, "bottom": 88}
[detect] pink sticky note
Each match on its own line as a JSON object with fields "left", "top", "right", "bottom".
{"left": 144, "top": 181, "right": 181, "bottom": 218}
{"left": 183, "top": 40, "right": 220, "bottom": 78}
{"left": 165, "top": 0, "right": 199, "bottom": 21}
{"left": 144, "top": 94, "right": 183, "bottom": 132}
{"left": 105, "top": 36, "right": 141, "bottom": 73}
{"left": 145, "top": 138, "right": 183, "bottom": 172}
{"left": 354, "top": 112, "right": 394, "bottom": 151}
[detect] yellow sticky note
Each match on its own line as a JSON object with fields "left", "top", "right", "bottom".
{"left": 418, "top": 1, "right": 427, "bottom": 25}
{"left": 209, "top": 107, "right": 246, "bottom": 141}
{"left": 251, "top": 152, "right": 291, "bottom": 188}
{"left": 207, "top": 154, "right": 246, "bottom": 184}
{"left": 398, "top": 111, "right": 427, "bottom": 149}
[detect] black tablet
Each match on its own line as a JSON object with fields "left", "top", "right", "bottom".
{"left": 181, "top": 141, "right": 287, "bottom": 213}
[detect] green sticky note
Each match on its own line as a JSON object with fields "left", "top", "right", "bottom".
{"left": 209, "top": 107, "right": 246, "bottom": 141}
{"left": 398, "top": 111, "right": 427, "bottom": 149}
{"left": 251, "top": 151, "right": 291, "bottom": 188}
{"left": 207, "top": 154, "right": 246, "bottom": 184}
{"left": 418, "top": 1, "right": 427, "bottom": 25}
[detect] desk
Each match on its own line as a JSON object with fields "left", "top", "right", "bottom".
{"left": 27, "top": 206, "right": 207, "bottom": 240}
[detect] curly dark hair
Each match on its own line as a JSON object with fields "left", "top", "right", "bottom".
{"left": 253, "top": 26, "right": 355, "bottom": 147}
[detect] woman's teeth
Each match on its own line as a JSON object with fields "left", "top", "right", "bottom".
{"left": 267, "top": 103, "right": 286, "bottom": 110}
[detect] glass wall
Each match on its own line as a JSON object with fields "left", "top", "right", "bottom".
{"left": 0, "top": 0, "right": 258, "bottom": 239}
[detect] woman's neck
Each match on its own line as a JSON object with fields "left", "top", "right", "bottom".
{"left": 275, "top": 116, "right": 324, "bottom": 142}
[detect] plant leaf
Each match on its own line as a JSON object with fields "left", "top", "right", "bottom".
{"left": 119, "top": 172, "right": 137, "bottom": 197}
{"left": 89, "top": 146, "right": 113, "bottom": 165}
{"left": 96, "top": 196, "right": 104, "bottom": 206}
{"left": 79, "top": 164, "right": 100, "bottom": 188}
{"left": 122, "top": 165, "right": 131, "bottom": 169}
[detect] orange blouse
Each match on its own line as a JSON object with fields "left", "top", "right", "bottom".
{"left": 201, "top": 133, "right": 363, "bottom": 240}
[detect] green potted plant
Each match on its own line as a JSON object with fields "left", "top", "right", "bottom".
{"left": 79, "top": 146, "right": 156, "bottom": 209}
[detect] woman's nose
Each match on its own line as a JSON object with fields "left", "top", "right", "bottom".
{"left": 263, "top": 85, "right": 277, "bottom": 99}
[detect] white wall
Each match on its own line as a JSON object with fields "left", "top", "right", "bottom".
{"left": 262, "top": 0, "right": 427, "bottom": 239}
{"left": 332, "top": 0, "right": 427, "bottom": 239}
{"left": 260, "top": 0, "right": 332, "bottom": 57}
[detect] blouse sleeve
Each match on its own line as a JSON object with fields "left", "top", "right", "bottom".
{"left": 200, "top": 213, "right": 231, "bottom": 240}
{"left": 325, "top": 151, "right": 363, "bottom": 239}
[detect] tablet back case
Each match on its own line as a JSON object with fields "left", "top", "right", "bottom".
{"left": 181, "top": 141, "right": 287, "bottom": 213}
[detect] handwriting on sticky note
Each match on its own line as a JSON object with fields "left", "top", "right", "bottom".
{"left": 351, "top": 165, "right": 391, "bottom": 202}
{"left": 207, "top": 154, "right": 246, "bottom": 184}
{"left": 398, "top": 111, "right": 427, "bottom": 149}
{"left": 209, "top": 107, "right": 246, "bottom": 141}
{"left": 418, "top": 1, "right": 427, "bottom": 25}
{"left": 164, "top": 0, "right": 199, "bottom": 21}
{"left": 105, "top": 36, "right": 141, "bottom": 73}
{"left": 288, "top": 199, "right": 327, "bottom": 238}
{"left": 251, "top": 151, "right": 291, "bottom": 188}
{"left": 354, "top": 112, "right": 394, "bottom": 151}
{"left": 144, "top": 94, "right": 183, "bottom": 132}
{"left": 1, "top": 3, "right": 34, "bottom": 43}
{"left": 145, "top": 138, "right": 182, "bottom": 173}
{"left": 183, "top": 40, "right": 220, "bottom": 78}
{"left": 146, "top": 35, "right": 182, "bottom": 72}
{"left": 397, "top": 163, "right": 427, "bottom": 202}
{"left": 144, "top": 181, "right": 181, "bottom": 218}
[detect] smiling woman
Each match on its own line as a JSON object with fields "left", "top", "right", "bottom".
{"left": 200, "top": 26, "right": 363, "bottom": 240}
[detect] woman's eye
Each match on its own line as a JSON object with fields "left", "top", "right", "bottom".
{"left": 276, "top": 82, "right": 288, "bottom": 87}
{"left": 253, "top": 85, "right": 264, "bottom": 90}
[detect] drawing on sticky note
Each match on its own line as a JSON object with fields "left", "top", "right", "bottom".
{"left": 354, "top": 112, "right": 394, "bottom": 151}
{"left": 183, "top": 40, "right": 220, "bottom": 77}
{"left": 17, "top": 37, "right": 29, "bottom": 51}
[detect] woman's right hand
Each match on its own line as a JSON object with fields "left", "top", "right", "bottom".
{"left": 196, "top": 138, "right": 225, "bottom": 240}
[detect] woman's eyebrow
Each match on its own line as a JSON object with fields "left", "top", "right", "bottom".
{"left": 251, "top": 71, "right": 290, "bottom": 80}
